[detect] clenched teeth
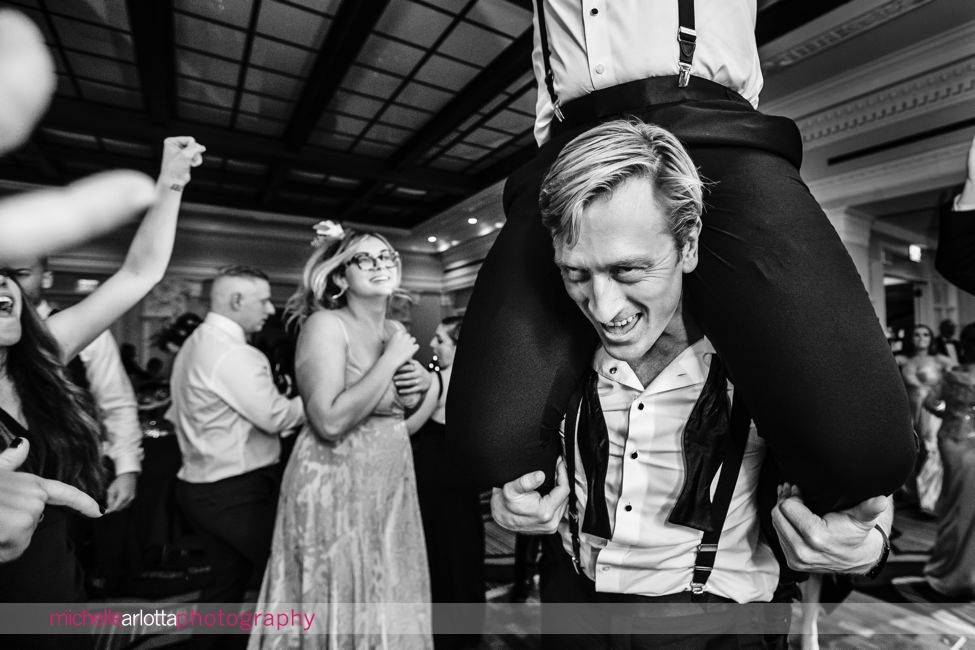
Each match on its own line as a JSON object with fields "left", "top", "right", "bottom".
{"left": 605, "top": 314, "right": 637, "bottom": 329}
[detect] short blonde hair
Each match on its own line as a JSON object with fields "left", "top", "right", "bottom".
{"left": 539, "top": 118, "right": 703, "bottom": 252}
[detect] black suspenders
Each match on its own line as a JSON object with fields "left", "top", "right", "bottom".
{"left": 676, "top": 0, "right": 697, "bottom": 87}
{"left": 534, "top": 0, "right": 699, "bottom": 121}
{"left": 563, "top": 370, "right": 752, "bottom": 597}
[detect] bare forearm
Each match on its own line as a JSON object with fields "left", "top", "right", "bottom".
{"left": 306, "top": 355, "right": 400, "bottom": 439}
{"left": 119, "top": 181, "right": 181, "bottom": 284}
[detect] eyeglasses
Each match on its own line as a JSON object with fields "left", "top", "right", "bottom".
{"left": 345, "top": 250, "right": 400, "bottom": 272}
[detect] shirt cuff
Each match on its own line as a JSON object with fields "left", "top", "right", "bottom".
{"left": 954, "top": 194, "right": 975, "bottom": 212}
{"left": 111, "top": 456, "right": 142, "bottom": 476}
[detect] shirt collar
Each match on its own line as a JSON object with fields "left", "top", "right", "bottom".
{"left": 205, "top": 311, "right": 246, "bottom": 343}
{"left": 593, "top": 336, "right": 716, "bottom": 395}
{"left": 35, "top": 299, "right": 52, "bottom": 319}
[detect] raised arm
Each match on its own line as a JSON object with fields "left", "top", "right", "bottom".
{"left": 297, "top": 311, "right": 418, "bottom": 440}
{"left": 47, "top": 137, "right": 205, "bottom": 360}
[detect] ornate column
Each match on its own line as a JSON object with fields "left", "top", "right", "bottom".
{"left": 825, "top": 207, "right": 882, "bottom": 318}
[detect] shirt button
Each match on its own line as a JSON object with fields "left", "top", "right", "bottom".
{"left": 630, "top": 451, "right": 638, "bottom": 459}
{"left": 601, "top": 566, "right": 610, "bottom": 572}
{"left": 590, "top": 7, "right": 598, "bottom": 16}
{"left": 594, "top": 64, "right": 605, "bottom": 75}
{"left": 624, "top": 504, "right": 632, "bottom": 512}
{"left": 637, "top": 403, "right": 644, "bottom": 410}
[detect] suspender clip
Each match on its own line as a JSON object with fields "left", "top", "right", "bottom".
{"left": 552, "top": 97, "right": 565, "bottom": 123}
{"left": 689, "top": 581, "right": 706, "bottom": 595}
{"left": 676, "top": 26, "right": 697, "bottom": 88}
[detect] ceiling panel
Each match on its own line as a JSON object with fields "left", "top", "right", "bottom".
{"left": 374, "top": 1, "right": 454, "bottom": 47}
{"left": 5, "top": 0, "right": 918, "bottom": 240}
{"left": 175, "top": 0, "right": 253, "bottom": 29}
{"left": 174, "top": 14, "right": 247, "bottom": 59}
{"left": 256, "top": 0, "right": 332, "bottom": 49}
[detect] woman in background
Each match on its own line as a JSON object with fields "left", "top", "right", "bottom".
{"left": 901, "top": 324, "right": 954, "bottom": 514}
{"left": 407, "top": 315, "right": 485, "bottom": 650}
{"left": 252, "top": 222, "right": 432, "bottom": 649}
{"left": 922, "top": 322, "right": 975, "bottom": 598}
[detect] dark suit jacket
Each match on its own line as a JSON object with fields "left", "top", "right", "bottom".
{"left": 937, "top": 207, "right": 975, "bottom": 296}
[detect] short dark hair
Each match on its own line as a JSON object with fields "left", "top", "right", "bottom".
{"left": 217, "top": 265, "right": 269, "bottom": 282}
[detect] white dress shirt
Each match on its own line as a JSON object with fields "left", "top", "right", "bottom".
{"left": 169, "top": 312, "right": 305, "bottom": 483}
{"left": 38, "top": 300, "right": 142, "bottom": 475}
{"left": 532, "top": 0, "right": 764, "bottom": 144}
{"left": 558, "top": 337, "right": 779, "bottom": 602}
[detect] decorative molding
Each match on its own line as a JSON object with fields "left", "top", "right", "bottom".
{"left": 871, "top": 219, "right": 938, "bottom": 249}
{"left": 760, "top": 0, "right": 935, "bottom": 73}
{"left": 794, "top": 56, "right": 975, "bottom": 148}
{"left": 808, "top": 138, "right": 970, "bottom": 208}
{"left": 762, "top": 21, "right": 975, "bottom": 120}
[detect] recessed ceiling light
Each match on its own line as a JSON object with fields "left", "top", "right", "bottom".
{"left": 427, "top": 236, "right": 437, "bottom": 243}
{"left": 467, "top": 217, "right": 478, "bottom": 225}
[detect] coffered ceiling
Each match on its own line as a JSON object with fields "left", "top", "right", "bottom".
{"left": 1, "top": 0, "right": 973, "bottom": 274}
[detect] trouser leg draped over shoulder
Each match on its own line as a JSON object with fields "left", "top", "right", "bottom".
{"left": 448, "top": 91, "right": 916, "bottom": 513}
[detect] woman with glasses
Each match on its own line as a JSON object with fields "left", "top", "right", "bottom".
{"left": 251, "top": 224, "right": 433, "bottom": 649}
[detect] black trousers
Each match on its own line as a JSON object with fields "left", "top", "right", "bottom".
{"left": 448, "top": 77, "right": 916, "bottom": 514}
{"left": 538, "top": 536, "right": 790, "bottom": 650}
{"left": 175, "top": 465, "right": 279, "bottom": 604}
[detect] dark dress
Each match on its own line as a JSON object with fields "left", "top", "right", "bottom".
{"left": 412, "top": 415, "right": 486, "bottom": 650}
{"left": 924, "top": 369, "right": 975, "bottom": 598}
{"left": 0, "top": 406, "right": 93, "bottom": 650}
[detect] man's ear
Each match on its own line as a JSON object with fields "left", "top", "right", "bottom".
{"left": 680, "top": 217, "right": 702, "bottom": 273}
{"left": 231, "top": 292, "right": 242, "bottom": 310}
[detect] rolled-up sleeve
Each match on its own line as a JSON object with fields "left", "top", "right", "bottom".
{"left": 210, "top": 346, "right": 305, "bottom": 435}
{"left": 80, "top": 330, "right": 143, "bottom": 475}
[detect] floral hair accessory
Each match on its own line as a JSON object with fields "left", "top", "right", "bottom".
{"left": 311, "top": 220, "right": 345, "bottom": 248}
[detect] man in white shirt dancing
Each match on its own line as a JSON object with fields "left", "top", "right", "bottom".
{"left": 169, "top": 266, "right": 305, "bottom": 620}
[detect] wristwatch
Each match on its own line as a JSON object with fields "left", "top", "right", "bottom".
{"left": 864, "top": 524, "right": 890, "bottom": 579}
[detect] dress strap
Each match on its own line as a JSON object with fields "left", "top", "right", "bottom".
{"left": 335, "top": 316, "right": 353, "bottom": 351}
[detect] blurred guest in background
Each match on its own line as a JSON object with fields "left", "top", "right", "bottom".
{"left": 408, "top": 315, "right": 485, "bottom": 649}
{"left": 934, "top": 319, "right": 963, "bottom": 367}
{"left": 901, "top": 325, "right": 953, "bottom": 515}
{"left": 168, "top": 265, "right": 305, "bottom": 643}
{"left": 922, "top": 322, "right": 975, "bottom": 599}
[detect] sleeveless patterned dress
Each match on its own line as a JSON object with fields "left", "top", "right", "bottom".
{"left": 250, "top": 319, "right": 431, "bottom": 649}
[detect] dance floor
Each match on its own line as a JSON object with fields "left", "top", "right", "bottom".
{"left": 83, "top": 497, "right": 973, "bottom": 649}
